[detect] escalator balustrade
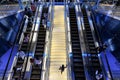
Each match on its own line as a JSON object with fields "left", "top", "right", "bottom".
{"left": 30, "top": 7, "right": 48, "bottom": 80}
{"left": 69, "top": 7, "right": 85, "bottom": 80}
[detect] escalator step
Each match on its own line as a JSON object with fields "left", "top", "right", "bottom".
{"left": 71, "top": 31, "right": 78, "bottom": 35}
{"left": 75, "top": 73, "right": 85, "bottom": 79}
{"left": 30, "top": 75, "right": 40, "bottom": 80}
{"left": 34, "top": 53, "right": 43, "bottom": 56}
{"left": 71, "top": 37, "right": 79, "bottom": 40}
{"left": 72, "top": 43, "right": 80, "bottom": 47}
{"left": 89, "top": 47, "right": 95, "bottom": 50}
{"left": 31, "top": 70, "right": 41, "bottom": 74}
{"left": 74, "top": 63, "right": 84, "bottom": 67}
{"left": 21, "top": 48, "right": 27, "bottom": 51}
{"left": 38, "top": 36, "right": 45, "bottom": 38}
{"left": 89, "top": 50, "right": 96, "bottom": 54}
{"left": 37, "top": 39, "right": 45, "bottom": 41}
{"left": 17, "top": 60, "right": 24, "bottom": 64}
{"left": 73, "top": 59, "right": 83, "bottom": 62}
{"left": 85, "top": 31, "right": 92, "bottom": 34}
{"left": 86, "top": 37, "right": 93, "bottom": 40}
{"left": 70, "top": 23, "right": 77, "bottom": 25}
{"left": 72, "top": 47, "right": 80, "bottom": 49}
{"left": 73, "top": 51, "right": 81, "bottom": 54}
{"left": 74, "top": 67, "right": 84, "bottom": 71}
{"left": 21, "top": 44, "right": 28, "bottom": 47}
{"left": 86, "top": 34, "right": 92, "bottom": 37}
{"left": 71, "top": 28, "right": 78, "bottom": 31}
{"left": 35, "top": 50, "right": 44, "bottom": 53}
{"left": 36, "top": 45, "right": 44, "bottom": 48}
{"left": 72, "top": 41, "right": 79, "bottom": 44}
{"left": 87, "top": 40, "right": 94, "bottom": 43}
{"left": 73, "top": 55, "right": 82, "bottom": 58}
{"left": 16, "top": 64, "right": 23, "bottom": 68}
{"left": 88, "top": 43, "right": 95, "bottom": 46}
{"left": 38, "top": 33, "right": 46, "bottom": 35}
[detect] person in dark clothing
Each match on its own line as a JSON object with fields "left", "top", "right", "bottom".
{"left": 13, "top": 66, "right": 17, "bottom": 74}
{"left": 116, "top": 1, "right": 120, "bottom": 6}
{"left": 59, "top": 64, "right": 67, "bottom": 74}
{"left": 13, "top": 66, "right": 22, "bottom": 80}
{"left": 24, "top": 7, "right": 33, "bottom": 18}
{"left": 31, "top": 3, "right": 36, "bottom": 15}
{"left": 28, "top": 21, "right": 32, "bottom": 27}
{"left": 96, "top": 44, "right": 107, "bottom": 53}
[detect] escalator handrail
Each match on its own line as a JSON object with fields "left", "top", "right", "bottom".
{"left": 2, "top": 12, "right": 26, "bottom": 80}
{"left": 87, "top": 1, "right": 103, "bottom": 45}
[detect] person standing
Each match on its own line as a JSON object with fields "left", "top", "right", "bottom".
{"left": 24, "top": 34, "right": 30, "bottom": 43}
{"left": 34, "top": 57, "right": 42, "bottom": 67}
{"left": 17, "top": 50, "right": 25, "bottom": 60}
{"left": 31, "top": 3, "right": 36, "bottom": 15}
{"left": 95, "top": 70, "right": 103, "bottom": 80}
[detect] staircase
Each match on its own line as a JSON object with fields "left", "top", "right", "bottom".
{"left": 49, "top": 6, "right": 67, "bottom": 80}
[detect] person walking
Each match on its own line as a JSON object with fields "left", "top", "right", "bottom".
{"left": 59, "top": 64, "right": 67, "bottom": 74}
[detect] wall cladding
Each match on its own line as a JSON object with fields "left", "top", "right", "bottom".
{"left": 0, "top": 11, "right": 24, "bottom": 56}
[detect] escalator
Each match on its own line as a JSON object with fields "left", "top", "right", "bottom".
{"left": 81, "top": 8, "right": 103, "bottom": 79}
{"left": 12, "top": 20, "right": 33, "bottom": 79}
{"left": 30, "top": 7, "right": 48, "bottom": 80}
{"left": 69, "top": 7, "right": 86, "bottom": 80}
